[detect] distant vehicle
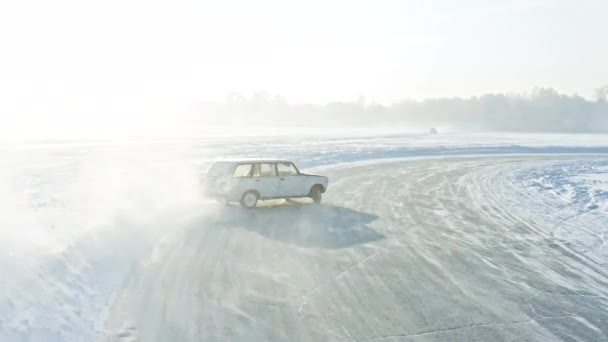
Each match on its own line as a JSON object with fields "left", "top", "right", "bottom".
{"left": 204, "top": 159, "right": 329, "bottom": 208}
{"left": 429, "top": 127, "right": 438, "bottom": 134}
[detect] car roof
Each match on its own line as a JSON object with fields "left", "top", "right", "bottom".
{"left": 212, "top": 159, "right": 293, "bottom": 165}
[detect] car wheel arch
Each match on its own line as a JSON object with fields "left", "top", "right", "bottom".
{"left": 309, "top": 184, "right": 325, "bottom": 194}
{"left": 245, "top": 189, "right": 261, "bottom": 198}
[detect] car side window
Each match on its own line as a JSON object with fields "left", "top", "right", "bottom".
{"left": 277, "top": 162, "right": 298, "bottom": 176}
{"left": 259, "top": 163, "right": 277, "bottom": 177}
{"left": 232, "top": 164, "right": 253, "bottom": 178}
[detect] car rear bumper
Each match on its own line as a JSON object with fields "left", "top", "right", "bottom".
{"left": 202, "top": 179, "right": 229, "bottom": 199}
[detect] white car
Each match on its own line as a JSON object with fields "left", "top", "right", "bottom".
{"left": 204, "top": 159, "right": 329, "bottom": 208}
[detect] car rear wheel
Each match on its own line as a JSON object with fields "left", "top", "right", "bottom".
{"left": 240, "top": 191, "right": 258, "bottom": 209}
{"left": 310, "top": 186, "right": 322, "bottom": 204}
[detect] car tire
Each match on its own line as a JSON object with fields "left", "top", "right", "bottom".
{"left": 310, "top": 186, "right": 323, "bottom": 204}
{"left": 240, "top": 191, "right": 258, "bottom": 209}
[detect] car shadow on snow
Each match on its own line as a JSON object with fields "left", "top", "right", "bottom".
{"left": 208, "top": 200, "right": 384, "bottom": 249}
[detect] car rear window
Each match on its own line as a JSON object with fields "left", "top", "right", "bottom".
{"left": 207, "top": 162, "right": 233, "bottom": 178}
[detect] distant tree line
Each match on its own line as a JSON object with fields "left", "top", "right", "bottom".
{"left": 195, "top": 87, "right": 608, "bottom": 133}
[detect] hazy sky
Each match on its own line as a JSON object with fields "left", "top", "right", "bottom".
{"left": 1, "top": 0, "right": 607, "bottom": 138}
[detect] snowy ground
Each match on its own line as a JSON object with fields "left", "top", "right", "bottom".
{"left": 1, "top": 133, "right": 608, "bottom": 341}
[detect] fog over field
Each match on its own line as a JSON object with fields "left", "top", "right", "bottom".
{"left": 4, "top": 87, "right": 608, "bottom": 141}
{"left": 195, "top": 87, "right": 608, "bottom": 132}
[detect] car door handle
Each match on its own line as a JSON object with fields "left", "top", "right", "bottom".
{"left": 280, "top": 177, "right": 285, "bottom": 180}
{"left": 255, "top": 179, "right": 260, "bottom": 182}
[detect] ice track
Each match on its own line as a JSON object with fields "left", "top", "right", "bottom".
{"left": 100, "top": 155, "right": 608, "bottom": 341}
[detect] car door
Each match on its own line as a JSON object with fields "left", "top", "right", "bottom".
{"left": 277, "top": 162, "right": 306, "bottom": 197}
{"left": 253, "top": 163, "right": 280, "bottom": 198}
{"left": 230, "top": 163, "right": 256, "bottom": 199}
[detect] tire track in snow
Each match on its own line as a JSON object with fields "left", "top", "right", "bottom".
{"left": 101, "top": 155, "right": 608, "bottom": 342}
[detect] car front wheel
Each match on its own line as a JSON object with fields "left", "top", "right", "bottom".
{"left": 240, "top": 191, "right": 259, "bottom": 209}
{"left": 310, "top": 186, "right": 323, "bottom": 204}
